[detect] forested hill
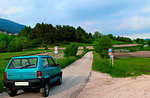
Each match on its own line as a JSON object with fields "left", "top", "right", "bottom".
{"left": 0, "top": 18, "right": 25, "bottom": 33}
{"left": 19, "top": 23, "right": 133, "bottom": 45}
{"left": 18, "top": 23, "right": 93, "bottom": 44}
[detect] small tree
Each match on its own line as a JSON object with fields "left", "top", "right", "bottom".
{"left": 93, "top": 31, "right": 102, "bottom": 39}
{"left": 94, "top": 36, "right": 113, "bottom": 58}
{"left": 64, "top": 43, "right": 78, "bottom": 57}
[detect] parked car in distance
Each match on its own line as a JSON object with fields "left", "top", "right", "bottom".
{"left": 3, "top": 55, "right": 62, "bottom": 97}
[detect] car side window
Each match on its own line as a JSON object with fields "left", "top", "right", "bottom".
{"left": 42, "top": 57, "right": 49, "bottom": 67}
{"left": 48, "top": 58, "right": 55, "bottom": 67}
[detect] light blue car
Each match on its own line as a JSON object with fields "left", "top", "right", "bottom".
{"left": 3, "top": 55, "right": 62, "bottom": 97}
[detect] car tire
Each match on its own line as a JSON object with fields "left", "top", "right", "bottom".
{"left": 6, "top": 88, "right": 18, "bottom": 97}
{"left": 40, "top": 82, "right": 49, "bottom": 97}
{"left": 56, "top": 75, "right": 62, "bottom": 85}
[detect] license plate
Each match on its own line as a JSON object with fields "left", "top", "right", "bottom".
{"left": 15, "top": 82, "right": 29, "bottom": 86}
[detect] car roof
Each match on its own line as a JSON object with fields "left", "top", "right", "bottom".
{"left": 12, "top": 55, "right": 52, "bottom": 59}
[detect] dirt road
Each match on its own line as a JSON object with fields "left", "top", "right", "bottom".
{"left": 78, "top": 71, "right": 150, "bottom": 98}
{"left": 0, "top": 52, "right": 93, "bottom": 98}
{"left": 38, "top": 44, "right": 139, "bottom": 50}
{"left": 114, "top": 51, "right": 150, "bottom": 58}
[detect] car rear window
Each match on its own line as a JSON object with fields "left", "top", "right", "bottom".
{"left": 8, "top": 58, "right": 37, "bottom": 69}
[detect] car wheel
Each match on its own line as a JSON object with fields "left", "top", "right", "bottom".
{"left": 40, "top": 82, "right": 49, "bottom": 97}
{"left": 56, "top": 75, "right": 62, "bottom": 85}
{"left": 6, "top": 88, "right": 18, "bottom": 97}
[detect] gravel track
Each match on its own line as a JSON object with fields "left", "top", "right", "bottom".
{"left": 78, "top": 71, "right": 150, "bottom": 98}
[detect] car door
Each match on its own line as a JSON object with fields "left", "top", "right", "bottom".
{"left": 48, "top": 57, "right": 58, "bottom": 83}
{"left": 42, "top": 57, "right": 51, "bottom": 80}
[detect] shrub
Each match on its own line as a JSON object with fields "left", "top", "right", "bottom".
{"left": 0, "top": 41, "right": 8, "bottom": 52}
{"left": 8, "top": 37, "right": 31, "bottom": 52}
{"left": 83, "top": 46, "right": 87, "bottom": 51}
{"left": 64, "top": 43, "right": 79, "bottom": 57}
{"left": 0, "top": 33, "right": 9, "bottom": 43}
{"left": 8, "top": 35, "right": 16, "bottom": 42}
{"left": 45, "top": 46, "right": 48, "bottom": 50}
{"left": 0, "top": 33, "right": 9, "bottom": 52}
{"left": 31, "top": 39, "right": 41, "bottom": 47}
{"left": 94, "top": 36, "right": 112, "bottom": 58}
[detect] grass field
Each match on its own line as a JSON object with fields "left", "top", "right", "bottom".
{"left": 112, "top": 40, "right": 130, "bottom": 45}
{"left": 92, "top": 52, "right": 150, "bottom": 77}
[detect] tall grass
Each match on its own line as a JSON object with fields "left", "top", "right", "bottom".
{"left": 112, "top": 40, "right": 130, "bottom": 45}
{"left": 57, "top": 50, "right": 88, "bottom": 69}
{"left": 58, "top": 57, "right": 78, "bottom": 69}
{"left": 92, "top": 52, "right": 150, "bottom": 77}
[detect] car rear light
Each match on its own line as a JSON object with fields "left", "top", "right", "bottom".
{"left": 4, "top": 72, "right": 7, "bottom": 80}
{"left": 37, "top": 71, "right": 42, "bottom": 78}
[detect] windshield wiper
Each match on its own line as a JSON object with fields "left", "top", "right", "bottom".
{"left": 20, "top": 65, "right": 31, "bottom": 69}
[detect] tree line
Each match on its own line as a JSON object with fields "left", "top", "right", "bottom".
{"left": 0, "top": 22, "right": 136, "bottom": 53}
{"left": 18, "top": 23, "right": 93, "bottom": 45}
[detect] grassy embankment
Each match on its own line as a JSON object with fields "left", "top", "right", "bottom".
{"left": 92, "top": 52, "right": 150, "bottom": 77}
{"left": 112, "top": 40, "right": 130, "bottom": 45}
{"left": 113, "top": 45, "right": 143, "bottom": 52}
{"left": 58, "top": 50, "right": 87, "bottom": 69}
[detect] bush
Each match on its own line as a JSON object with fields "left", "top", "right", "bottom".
{"left": 64, "top": 43, "right": 79, "bottom": 57}
{"left": 8, "top": 37, "right": 31, "bottom": 52}
{"left": 45, "top": 46, "right": 48, "bottom": 50}
{"left": 31, "top": 39, "right": 41, "bottom": 47}
{"left": 0, "top": 33, "right": 9, "bottom": 43}
{"left": 0, "top": 33, "right": 9, "bottom": 52}
{"left": 94, "top": 36, "right": 112, "bottom": 58}
{"left": 83, "top": 46, "right": 87, "bottom": 51}
{"left": 0, "top": 41, "right": 8, "bottom": 52}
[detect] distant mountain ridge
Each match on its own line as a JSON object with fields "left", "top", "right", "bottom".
{"left": 144, "top": 38, "right": 150, "bottom": 41}
{"left": 0, "top": 18, "right": 25, "bottom": 33}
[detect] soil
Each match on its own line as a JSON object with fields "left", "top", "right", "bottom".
{"left": 128, "top": 51, "right": 150, "bottom": 58}
{"left": 114, "top": 51, "right": 150, "bottom": 58}
{"left": 113, "top": 44, "right": 139, "bottom": 47}
{"left": 78, "top": 71, "right": 150, "bottom": 98}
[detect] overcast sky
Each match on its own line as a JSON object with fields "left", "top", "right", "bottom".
{"left": 0, "top": 0, "right": 150, "bottom": 39}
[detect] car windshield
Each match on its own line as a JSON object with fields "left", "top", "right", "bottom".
{"left": 8, "top": 58, "right": 37, "bottom": 69}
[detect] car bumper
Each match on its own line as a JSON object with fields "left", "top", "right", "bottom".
{"left": 3, "top": 79, "right": 44, "bottom": 89}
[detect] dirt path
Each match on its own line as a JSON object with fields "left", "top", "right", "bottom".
{"left": 113, "top": 44, "right": 139, "bottom": 47}
{"left": 114, "top": 51, "right": 150, "bottom": 58}
{"left": 0, "top": 52, "right": 93, "bottom": 98}
{"left": 78, "top": 71, "right": 150, "bottom": 98}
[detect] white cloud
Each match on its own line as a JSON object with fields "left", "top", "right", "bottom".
{"left": 0, "top": 0, "right": 32, "bottom": 16}
{"left": 70, "top": 21, "right": 101, "bottom": 33}
{"left": 0, "top": 6, "right": 24, "bottom": 15}
{"left": 121, "top": 33, "right": 150, "bottom": 40}
{"left": 114, "top": 16, "right": 150, "bottom": 31}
